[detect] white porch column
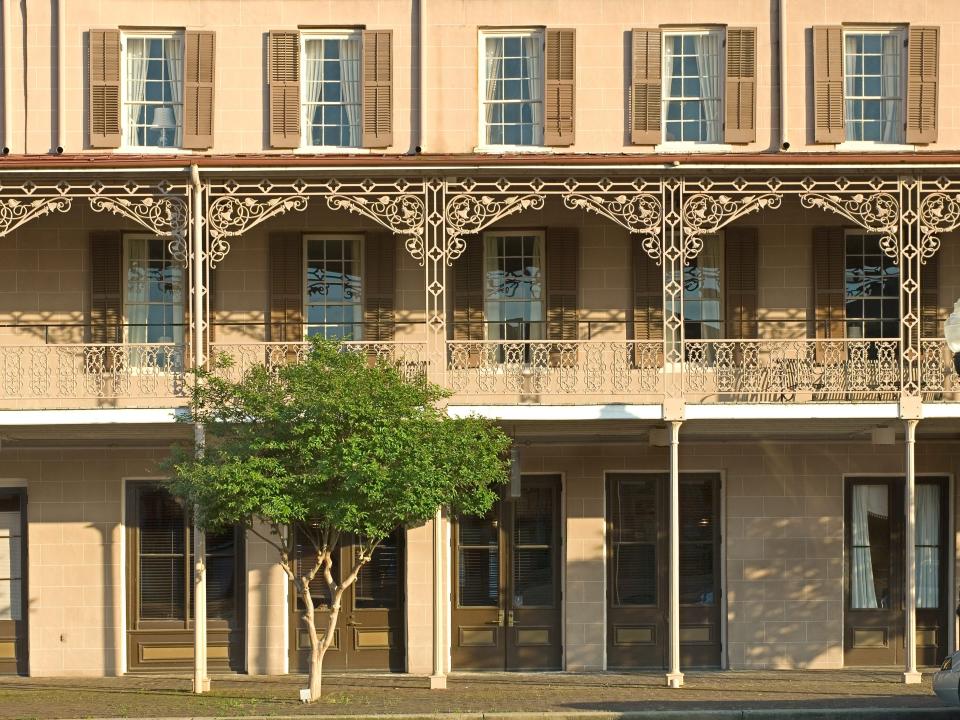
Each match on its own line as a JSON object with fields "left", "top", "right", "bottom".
{"left": 903, "top": 418, "right": 921, "bottom": 684}
{"left": 429, "top": 506, "right": 447, "bottom": 689}
{"left": 666, "top": 420, "right": 684, "bottom": 688}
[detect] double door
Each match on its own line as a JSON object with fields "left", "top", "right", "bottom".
{"left": 0, "top": 489, "right": 26, "bottom": 675}
{"left": 452, "top": 475, "right": 562, "bottom": 670}
{"left": 606, "top": 472, "right": 721, "bottom": 669}
{"left": 290, "top": 530, "right": 405, "bottom": 672}
{"left": 844, "top": 477, "right": 948, "bottom": 667}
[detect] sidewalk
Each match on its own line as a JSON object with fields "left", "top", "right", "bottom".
{"left": 0, "top": 670, "right": 950, "bottom": 719}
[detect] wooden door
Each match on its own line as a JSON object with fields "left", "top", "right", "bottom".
{"left": 607, "top": 473, "right": 721, "bottom": 669}
{"left": 844, "top": 477, "right": 948, "bottom": 667}
{"left": 291, "top": 531, "right": 405, "bottom": 672}
{"left": 126, "top": 483, "right": 244, "bottom": 672}
{"left": 0, "top": 490, "right": 26, "bottom": 675}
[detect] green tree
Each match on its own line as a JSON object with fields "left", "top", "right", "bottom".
{"left": 169, "top": 338, "right": 509, "bottom": 701}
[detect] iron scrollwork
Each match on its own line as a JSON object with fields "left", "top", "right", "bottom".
{"left": 563, "top": 193, "right": 663, "bottom": 262}
{"left": 683, "top": 193, "right": 782, "bottom": 259}
{"left": 0, "top": 196, "right": 73, "bottom": 238}
{"left": 800, "top": 192, "right": 900, "bottom": 258}
{"left": 89, "top": 196, "right": 190, "bottom": 262}
{"left": 918, "top": 192, "right": 960, "bottom": 264}
{"left": 326, "top": 194, "right": 426, "bottom": 261}
{"left": 445, "top": 194, "right": 546, "bottom": 261}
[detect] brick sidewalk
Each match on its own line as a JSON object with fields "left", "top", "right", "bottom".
{"left": 0, "top": 670, "right": 948, "bottom": 719}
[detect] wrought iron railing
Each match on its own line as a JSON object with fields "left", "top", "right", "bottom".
{"left": 920, "top": 339, "right": 960, "bottom": 399}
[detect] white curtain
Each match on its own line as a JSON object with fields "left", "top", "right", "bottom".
{"left": 164, "top": 38, "right": 183, "bottom": 146}
{"left": 699, "top": 234, "right": 722, "bottom": 339}
{"left": 915, "top": 484, "right": 940, "bottom": 609}
{"left": 880, "top": 33, "right": 901, "bottom": 143}
{"left": 304, "top": 39, "right": 323, "bottom": 145}
{"left": 126, "top": 239, "right": 149, "bottom": 345}
{"left": 851, "top": 484, "right": 887, "bottom": 609}
{"left": 340, "top": 37, "right": 361, "bottom": 146}
{"left": 484, "top": 38, "right": 502, "bottom": 142}
{"left": 696, "top": 33, "right": 722, "bottom": 143}
{"left": 523, "top": 35, "right": 543, "bottom": 145}
{"left": 126, "top": 39, "right": 148, "bottom": 146}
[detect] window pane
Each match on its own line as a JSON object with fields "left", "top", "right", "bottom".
{"left": 850, "top": 484, "right": 890, "bottom": 609}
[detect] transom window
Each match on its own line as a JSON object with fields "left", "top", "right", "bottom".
{"left": 663, "top": 30, "right": 723, "bottom": 143}
{"left": 124, "top": 235, "right": 184, "bottom": 346}
{"left": 845, "top": 232, "right": 899, "bottom": 339}
{"left": 123, "top": 34, "right": 184, "bottom": 148}
{"left": 671, "top": 233, "right": 722, "bottom": 340}
{"left": 302, "top": 32, "right": 362, "bottom": 147}
{"left": 843, "top": 30, "right": 904, "bottom": 143}
{"left": 305, "top": 235, "right": 363, "bottom": 340}
{"left": 483, "top": 232, "right": 544, "bottom": 342}
{"left": 481, "top": 31, "right": 544, "bottom": 146}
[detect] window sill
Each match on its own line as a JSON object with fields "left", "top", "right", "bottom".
{"left": 292, "top": 147, "right": 372, "bottom": 155}
{"left": 473, "top": 145, "right": 566, "bottom": 154}
{"left": 116, "top": 146, "right": 194, "bottom": 155}
{"left": 835, "top": 141, "right": 917, "bottom": 152}
{"left": 654, "top": 143, "right": 734, "bottom": 153}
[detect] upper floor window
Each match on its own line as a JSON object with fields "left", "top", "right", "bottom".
{"left": 674, "top": 234, "right": 722, "bottom": 340}
{"left": 662, "top": 31, "right": 723, "bottom": 144}
{"left": 302, "top": 32, "right": 362, "bottom": 148}
{"left": 304, "top": 234, "right": 363, "bottom": 340}
{"left": 122, "top": 33, "right": 184, "bottom": 149}
{"left": 124, "top": 234, "right": 184, "bottom": 346}
{"left": 843, "top": 30, "right": 904, "bottom": 144}
{"left": 845, "top": 232, "right": 899, "bottom": 339}
{"left": 484, "top": 232, "right": 544, "bottom": 342}
{"left": 481, "top": 31, "right": 544, "bottom": 147}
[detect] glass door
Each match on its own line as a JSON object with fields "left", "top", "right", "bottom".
{"left": 0, "top": 490, "right": 26, "bottom": 675}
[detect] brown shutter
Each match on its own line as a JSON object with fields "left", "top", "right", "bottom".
{"left": 452, "top": 236, "right": 484, "bottom": 367}
{"left": 632, "top": 236, "right": 664, "bottom": 367}
{"left": 268, "top": 30, "right": 301, "bottom": 149}
{"left": 544, "top": 28, "right": 576, "bottom": 146}
{"left": 812, "top": 227, "right": 846, "bottom": 341}
{"left": 920, "top": 255, "right": 940, "bottom": 340}
{"left": 362, "top": 30, "right": 393, "bottom": 148}
{"left": 268, "top": 232, "right": 303, "bottom": 342}
{"left": 88, "top": 29, "right": 121, "bottom": 148}
{"left": 906, "top": 26, "right": 939, "bottom": 144}
{"left": 183, "top": 31, "right": 216, "bottom": 149}
{"left": 631, "top": 29, "right": 662, "bottom": 145}
{"left": 546, "top": 228, "right": 579, "bottom": 341}
{"left": 724, "top": 227, "right": 759, "bottom": 339}
{"left": 89, "top": 232, "right": 123, "bottom": 343}
{"left": 364, "top": 233, "right": 396, "bottom": 342}
{"left": 813, "top": 26, "right": 844, "bottom": 144}
{"left": 725, "top": 28, "right": 757, "bottom": 144}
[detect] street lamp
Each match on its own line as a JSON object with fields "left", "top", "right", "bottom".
{"left": 945, "top": 299, "right": 960, "bottom": 375}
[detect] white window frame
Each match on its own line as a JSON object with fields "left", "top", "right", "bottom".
{"left": 476, "top": 28, "right": 546, "bottom": 153}
{"left": 482, "top": 229, "right": 546, "bottom": 343}
{"left": 297, "top": 29, "right": 370, "bottom": 154}
{"left": 657, "top": 27, "right": 728, "bottom": 151}
{"left": 122, "top": 233, "right": 185, "bottom": 347}
{"left": 838, "top": 26, "right": 910, "bottom": 150}
{"left": 119, "top": 30, "right": 191, "bottom": 154}
{"left": 303, "top": 233, "right": 365, "bottom": 341}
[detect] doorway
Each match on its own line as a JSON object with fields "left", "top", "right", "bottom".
{"left": 0, "top": 489, "right": 26, "bottom": 675}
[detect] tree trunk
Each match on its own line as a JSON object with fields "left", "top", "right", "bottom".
{"left": 298, "top": 569, "right": 341, "bottom": 701}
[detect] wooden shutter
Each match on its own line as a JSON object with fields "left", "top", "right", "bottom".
{"left": 135, "top": 486, "right": 188, "bottom": 622}
{"left": 268, "top": 232, "right": 303, "bottom": 342}
{"left": 546, "top": 228, "right": 579, "bottom": 341}
{"left": 725, "top": 28, "right": 757, "bottom": 144}
{"left": 906, "top": 26, "right": 939, "bottom": 144}
{"left": 920, "top": 255, "right": 940, "bottom": 340}
{"left": 631, "top": 29, "right": 662, "bottom": 145}
{"left": 724, "top": 227, "right": 759, "bottom": 339}
{"left": 364, "top": 233, "right": 396, "bottom": 342}
{"left": 544, "top": 28, "right": 576, "bottom": 146}
{"left": 812, "top": 227, "right": 846, "bottom": 340}
{"left": 632, "top": 236, "right": 664, "bottom": 367}
{"left": 362, "top": 30, "right": 393, "bottom": 148}
{"left": 88, "top": 29, "right": 121, "bottom": 148}
{"left": 183, "top": 31, "right": 216, "bottom": 149}
{"left": 813, "top": 26, "right": 844, "bottom": 143}
{"left": 89, "top": 232, "right": 123, "bottom": 343}
{"left": 268, "top": 30, "right": 301, "bottom": 149}
{"left": 452, "top": 236, "right": 484, "bottom": 367}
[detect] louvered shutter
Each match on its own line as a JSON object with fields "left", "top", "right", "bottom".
{"left": 183, "top": 31, "right": 216, "bottom": 149}
{"left": 906, "top": 27, "right": 939, "bottom": 144}
{"left": 812, "top": 228, "right": 846, "bottom": 364}
{"left": 362, "top": 30, "right": 393, "bottom": 148}
{"left": 135, "top": 485, "right": 187, "bottom": 622}
{"left": 631, "top": 29, "right": 662, "bottom": 145}
{"left": 268, "top": 232, "right": 303, "bottom": 342}
{"left": 632, "top": 236, "right": 664, "bottom": 367}
{"left": 88, "top": 29, "right": 121, "bottom": 148}
{"left": 544, "top": 28, "right": 576, "bottom": 146}
{"left": 364, "top": 233, "right": 396, "bottom": 342}
{"left": 725, "top": 28, "right": 757, "bottom": 144}
{"left": 724, "top": 228, "right": 759, "bottom": 339}
{"left": 813, "top": 26, "right": 844, "bottom": 143}
{"left": 546, "top": 228, "right": 579, "bottom": 366}
{"left": 452, "top": 236, "right": 484, "bottom": 367}
{"left": 89, "top": 232, "right": 123, "bottom": 343}
{"left": 268, "top": 30, "right": 301, "bottom": 149}
{"left": 920, "top": 255, "right": 940, "bottom": 340}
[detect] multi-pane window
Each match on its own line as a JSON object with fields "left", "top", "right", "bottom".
{"left": 484, "top": 233, "right": 544, "bottom": 342}
{"left": 663, "top": 31, "right": 723, "bottom": 143}
{"left": 124, "top": 235, "right": 184, "bottom": 347}
{"left": 305, "top": 235, "right": 363, "bottom": 340}
{"left": 670, "top": 234, "right": 722, "bottom": 340}
{"left": 123, "top": 35, "right": 183, "bottom": 148}
{"left": 302, "top": 33, "right": 362, "bottom": 147}
{"left": 845, "top": 232, "right": 899, "bottom": 339}
{"left": 481, "top": 32, "right": 543, "bottom": 146}
{"left": 843, "top": 31, "right": 903, "bottom": 143}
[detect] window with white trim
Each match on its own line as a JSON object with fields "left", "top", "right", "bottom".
{"left": 301, "top": 31, "right": 362, "bottom": 148}
{"left": 845, "top": 232, "right": 899, "bottom": 339}
{"left": 124, "top": 235, "right": 184, "bottom": 346}
{"left": 669, "top": 233, "right": 723, "bottom": 340}
{"left": 662, "top": 30, "right": 723, "bottom": 144}
{"left": 843, "top": 30, "right": 904, "bottom": 143}
{"left": 483, "top": 232, "right": 544, "bottom": 342}
{"left": 122, "top": 33, "right": 184, "bottom": 148}
{"left": 305, "top": 235, "right": 364, "bottom": 340}
{"left": 480, "top": 31, "right": 544, "bottom": 147}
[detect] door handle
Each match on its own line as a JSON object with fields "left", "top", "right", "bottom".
{"left": 507, "top": 610, "right": 515, "bottom": 627}
{"left": 347, "top": 617, "right": 362, "bottom": 626}
{"left": 486, "top": 610, "right": 504, "bottom": 625}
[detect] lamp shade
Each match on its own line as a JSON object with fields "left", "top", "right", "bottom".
{"left": 945, "top": 300, "right": 960, "bottom": 353}
{"left": 151, "top": 107, "right": 177, "bottom": 129}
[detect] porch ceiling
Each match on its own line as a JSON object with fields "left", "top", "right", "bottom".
{"left": 0, "top": 422, "right": 193, "bottom": 448}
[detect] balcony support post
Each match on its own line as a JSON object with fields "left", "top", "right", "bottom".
{"left": 429, "top": 506, "right": 447, "bottom": 689}
{"left": 903, "top": 417, "right": 922, "bottom": 684}
{"left": 666, "top": 419, "right": 684, "bottom": 688}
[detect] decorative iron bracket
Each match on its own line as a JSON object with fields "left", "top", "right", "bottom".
{"left": 89, "top": 195, "right": 190, "bottom": 262}
{"left": 918, "top": 191, "right": 960, "bottom": 264}
{"left": 682, "top": 192, "right": 782, "bottom": 260}
{"left": 563, "top": 193, "right": 663, "bottom": 262}
{"left": 445, "top": 193, "right": 546, "bottom": 261}
{"left": 800, "top": 191, "right": 900, "bottom": 259}
{"left": 0, "top": 196, "right": 73, "bottom": 238}
{"left": 326, "top": 194, "right": 426, "bottom": 262}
